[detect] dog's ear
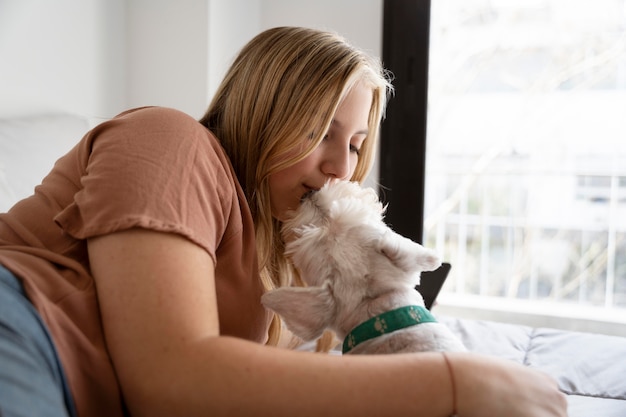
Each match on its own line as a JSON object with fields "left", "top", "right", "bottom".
{"left": 261, "top": 283, "right": 335, "bottom": 341}
{"left": 379, "top": 229, "right": 441, "bottom": 273}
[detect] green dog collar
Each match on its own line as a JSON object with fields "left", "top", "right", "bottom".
{"left": 342, "top": 305, "right": 437, "bottom": 354}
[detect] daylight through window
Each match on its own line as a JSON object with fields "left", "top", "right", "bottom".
{"left": 424, "top": 0, "right": 626, "bottom": 312}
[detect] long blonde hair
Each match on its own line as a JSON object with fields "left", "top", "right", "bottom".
{"left": 199, "top": 26, "right": 393, "bottom": 347}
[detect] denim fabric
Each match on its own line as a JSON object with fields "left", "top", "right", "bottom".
{"left": 0, "top": 265, "right": 77, "bottom": 417}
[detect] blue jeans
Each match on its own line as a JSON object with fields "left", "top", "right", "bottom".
{"left": 0, "top": 265, "right": 77, "bottom": 417}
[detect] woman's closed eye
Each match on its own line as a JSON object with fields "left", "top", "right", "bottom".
{"left": 322, "top": 133, "right": 362, "bottom": 156}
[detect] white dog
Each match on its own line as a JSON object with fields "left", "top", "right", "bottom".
{"left": 262, "top": 180, "right": 466, "bottom": 354}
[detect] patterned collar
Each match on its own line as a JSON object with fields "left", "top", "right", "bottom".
{"left": 342, "top": 305, "right": 437, "bottom": 354}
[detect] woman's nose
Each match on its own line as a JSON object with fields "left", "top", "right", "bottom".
{"left": 320, "top": 142, "right": 351, "bottom": 180}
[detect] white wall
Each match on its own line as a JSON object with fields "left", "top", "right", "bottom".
{"left": 127, "top": 0, "right": 212, "bottom": 119}
{"left": 0, "top": 0, "right": 126, "bottom": 118}
{"left": 260, "top": 0, "right": 382, "bottom": 57}
{"left": 206, "top": 0, "right": 262, "bottom": 107}
{"left": 0, "top": 0, "right": 383, "bottom": 120}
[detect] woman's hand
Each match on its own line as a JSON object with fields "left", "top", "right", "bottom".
{"left": 450, "top": 353, "right": 568, "bottom": 417}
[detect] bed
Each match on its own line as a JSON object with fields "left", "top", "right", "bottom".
{"left": 440, "top": 316, "right": 626, "bottom": 417}
{"left": 2, "top": 113, "right": 625, "bottom": 416}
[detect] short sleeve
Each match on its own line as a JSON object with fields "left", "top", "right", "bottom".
{"left": 55, "top": 107, "right": 240, "bottom": 262}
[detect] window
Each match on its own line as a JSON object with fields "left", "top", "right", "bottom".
{"left": 381, "top": 0, "right": 626, "bottom": 333}
{"left": 427, "top": 0, "right": 626, "bottom": 309}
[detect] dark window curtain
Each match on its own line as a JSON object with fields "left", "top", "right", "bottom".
{"left": 379, "top": 0, "right": 431, "bottom": 244}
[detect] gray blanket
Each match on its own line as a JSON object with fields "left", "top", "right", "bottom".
{"left": 441, "top": 317, "right": 626, "bottom": 417}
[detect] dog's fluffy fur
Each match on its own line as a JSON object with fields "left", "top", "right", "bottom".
{"left": 262, "top": 180, "right": 465, "bottom": 354}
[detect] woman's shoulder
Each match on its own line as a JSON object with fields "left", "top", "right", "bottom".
{"left": 54, "top": 106, "right": 244, "bottom": 252}
{"left": 94, "top": 106, "right": 223, "bottom": 158}
{"left": 112, "top": 106, "right": 205, "bottom": 133}
{"left": 114, "top": 105, "right": 192, "bottom": 119}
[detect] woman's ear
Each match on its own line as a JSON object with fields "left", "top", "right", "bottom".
{"left": 261, "top": 283, "right": 335, "bottom": 341}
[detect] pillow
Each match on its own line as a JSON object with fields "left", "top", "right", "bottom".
{"left": 0, "top": 114, "right": 90, "bottom": 212}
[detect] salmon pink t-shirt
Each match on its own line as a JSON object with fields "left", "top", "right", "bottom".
{"left": 0, "top": 107, "right": 270, "bottom": 417}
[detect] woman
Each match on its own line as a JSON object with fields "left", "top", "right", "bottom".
{"left": 0, "top": 26, "right": 566, "bottom": 417}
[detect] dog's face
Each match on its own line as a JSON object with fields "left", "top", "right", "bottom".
{"left": 262, "top": 180, "right": 442, "bottom": 341}
{"left": 281, "top": 181, "right": 388, "bottom": 289}
{"left": 282, "top": 181, "right": 440, "bottom": 290}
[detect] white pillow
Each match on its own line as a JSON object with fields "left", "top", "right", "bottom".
{"left": 0, "top": 113, "right": 90, "bottom": 212}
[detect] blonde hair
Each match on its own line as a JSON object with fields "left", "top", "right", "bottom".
{"left": 199, "top": 26, "right": 393, "bottom": 348}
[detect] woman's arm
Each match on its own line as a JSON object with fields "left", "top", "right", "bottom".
{"left": 88, "top": 229, "right": 566, "bottom": 417}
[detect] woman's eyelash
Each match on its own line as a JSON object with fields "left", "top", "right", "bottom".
{"left": 315, "top": 132, "right": 360, "bottom": 155}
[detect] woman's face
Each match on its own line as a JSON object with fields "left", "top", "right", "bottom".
{"left": 268, "top": 82, "right": 373, "bottom": 221}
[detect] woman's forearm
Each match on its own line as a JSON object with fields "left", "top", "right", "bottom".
{"left": 127, "top": 335, "right": 567, "bottom": 417}
{"left": 128, "top": 336, "right": 454, "bottom": 417}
